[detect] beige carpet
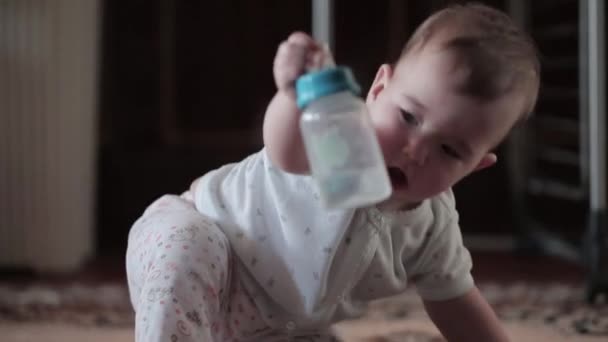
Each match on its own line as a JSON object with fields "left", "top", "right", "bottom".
{"left": 334, "top": 319, "right": 606, "bottom": 342}
{"left": 0, "top": 320, "right": 602, "bottom": 342}
{"left": 0, "top": 282, "right": 606, "bottom": 341}
{"left": 0, "top": 323, "right": 133, "bottom": 342}
{"left": 331, "top": 283, "right": 607, "bottom": 342}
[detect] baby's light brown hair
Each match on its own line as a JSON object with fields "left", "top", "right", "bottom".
{"left": 400, "top": 2, "right": 540, "bottom": 126}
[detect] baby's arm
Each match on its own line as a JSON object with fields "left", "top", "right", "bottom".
{"left": 263, "top": 91, "right": 309, "bottom": 173}
{"left": 423, "top": 286, "right": 510, "bottom": 342}
{"left": 263, "top": 32, "right": 321, "bottom": 174}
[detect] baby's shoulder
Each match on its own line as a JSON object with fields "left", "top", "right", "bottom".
{"left": 410, "top": 189, "right": 459, "bottom": 229}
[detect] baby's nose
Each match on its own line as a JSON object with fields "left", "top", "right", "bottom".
{"left": 403, "top": 140, "right": 428, "bottom": 165}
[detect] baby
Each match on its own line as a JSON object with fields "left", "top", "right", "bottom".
{"left": 126, "top": 3, "right": 540, "bottom": 341}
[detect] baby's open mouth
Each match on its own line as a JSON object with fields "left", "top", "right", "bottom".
{"left": 387, "top": 166, "right": 408, "bottom": 190}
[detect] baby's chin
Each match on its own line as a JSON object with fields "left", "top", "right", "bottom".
{"left": 377, "top": 192, "right": 421, "bottom": 211}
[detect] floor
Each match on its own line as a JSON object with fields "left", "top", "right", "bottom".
{"left": 0, "top": 250, "right": 596, "bottom": 342}
{"left": 0, "top": 250, "right": 587, "bottom": 287}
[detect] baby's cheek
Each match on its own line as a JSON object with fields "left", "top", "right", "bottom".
{"left": 415, "top": 168, "right": 452, "bottom": 198}
{"left": 377, "top": 129, "right": 405, "bottom": 161}
{"left": 369, "top": 107, "right": 404, "bottom": 161}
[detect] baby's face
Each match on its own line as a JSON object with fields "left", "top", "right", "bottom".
{"left": 366, "top": 45, "right": 523, "bottom": 207}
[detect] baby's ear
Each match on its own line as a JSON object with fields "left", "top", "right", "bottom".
{"left": 366, "top": 64, "right": 393, "bottom": 104}
{"left": 473, "top": 153, "right": 497, "bottom": 172}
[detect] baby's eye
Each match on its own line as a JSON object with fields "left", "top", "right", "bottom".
{"left": 400, "top": 109, "right": 418, "bottom": 126}
{"left": 441, "top": 144, "right": 461, "bottom": 159}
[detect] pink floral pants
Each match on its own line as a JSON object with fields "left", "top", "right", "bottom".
{"left": 126, "top": 195, "right": 269, "bottom": 341}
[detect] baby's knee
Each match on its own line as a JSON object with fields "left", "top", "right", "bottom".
{"left": 129, "top": 195, "right": 213, "bottom": 244}
{"left": 165, "top": 218, "right": 230, "bottom": 261}
{"left": 130, "top": 205, "right": 229, "bottom": 263}
{"left": 126, "top": 195, "right": 231, "bottom": 294}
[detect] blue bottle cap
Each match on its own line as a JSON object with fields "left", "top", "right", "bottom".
{"left": 295, "top": 66, "right": 361, "bottom": 109}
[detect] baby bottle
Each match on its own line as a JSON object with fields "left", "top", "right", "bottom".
{"left": 296, "top": 51, "right": 392, "bottom": 209}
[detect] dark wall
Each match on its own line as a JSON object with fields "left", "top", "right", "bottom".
{"left": 97, "top": 0, "right": 514, "bottom": 255}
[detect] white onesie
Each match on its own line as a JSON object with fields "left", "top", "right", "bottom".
{"left": 126, "top": 148, "right": 474, "bottom": 341}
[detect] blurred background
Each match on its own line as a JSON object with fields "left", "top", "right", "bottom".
{"left": 0, "top": 0, "right": 605, "bottom": 280}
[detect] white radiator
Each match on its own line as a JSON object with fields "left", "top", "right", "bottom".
{"left": 0, "top": 0, "right": 99, "bottom": 271}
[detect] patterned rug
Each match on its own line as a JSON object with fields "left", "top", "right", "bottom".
{"left": 333, "top": 283, "right": 608, "bottom": 341}
{"left": 0, "top": 283, "right": 133, "bottom": 327}
{"left": 0, "top": 282, "right": 606, "bottom": 341}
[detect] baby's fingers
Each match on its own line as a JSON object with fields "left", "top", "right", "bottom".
{"left": 275, "top": 40, "right": 307, "bottom": 68}
{"left": 273, "top": 32, "right": 322, "bottom": 92}
{"left": 286, "top": 31, "right": 319, "bottom": 49}
{"left": 273, "top": 44, "right": 305, "bottom": 90}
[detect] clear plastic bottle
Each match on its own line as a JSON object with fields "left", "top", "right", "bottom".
{"left": 296, "top": 66, "right": 392, "bottom": 209}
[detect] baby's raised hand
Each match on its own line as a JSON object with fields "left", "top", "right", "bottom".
{"left": 273, "top": 32, "right": 322, "bottom": 97}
